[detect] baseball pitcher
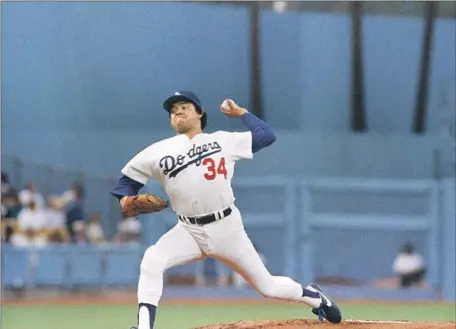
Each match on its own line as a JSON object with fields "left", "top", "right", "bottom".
{"left": 111, "top": 91, "right": 342, "bottom": 329}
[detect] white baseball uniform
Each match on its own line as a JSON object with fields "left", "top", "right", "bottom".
{"left": 121, "top": 131, "right": 322, "bottom": 311}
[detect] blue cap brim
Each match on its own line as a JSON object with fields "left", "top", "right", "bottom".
{"left": 163, "top": 95, "right": 200, "bottom": 112}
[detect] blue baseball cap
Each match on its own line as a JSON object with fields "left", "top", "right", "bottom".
{"left": 163, "top": 91, "right": 202, "bottom": 112}
{"left": 163, "top": 91, "right": 207, "bottom": 129}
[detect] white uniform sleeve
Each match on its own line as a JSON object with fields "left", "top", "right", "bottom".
{"left": 121, "top": 145, "right": 157, "bottom": 185}
{"left": 227, "top": 131, "right": 253, "bottom": 160}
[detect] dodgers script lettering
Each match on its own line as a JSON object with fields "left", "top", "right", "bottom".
{"left": 159, "top": 142, "right": 222, "bottom": 178}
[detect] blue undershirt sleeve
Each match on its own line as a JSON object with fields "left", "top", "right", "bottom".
{"left": 110, "top": 174, "right": 144, "bottom": 200}
{"left": 239, "top": 112, "right": 276, "bottom": 153}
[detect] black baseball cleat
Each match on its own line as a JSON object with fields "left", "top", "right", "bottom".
{"left": 307, "top": 283, "right": 342, "bottom": 324}
{"left": 129, "top": 327, "right": 137, "bottom": 329}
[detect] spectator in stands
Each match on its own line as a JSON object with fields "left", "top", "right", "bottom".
{"left": 1, "top": 172, "right": 20, "bottom": 220}
{"left": 65, "top": 185, "right": 86, "bottom": 243}
{"left": 393, "top": 242, "right": 427, "bottom": 288}
{"left": 73, "top": 221, "right": 87, "bottom": 245}
{"left": 18, "top": 181, "right": 45, "bottom": 209}
{"left": 2, "top": 192, "right": 22, "bottom": 219}
{"left": 12, "top": 200, "right": 48, "bottom": 247}
{"left": 114, "top": 216, "right": 142, "bottom": 245}
{"left": 59, "top": 182, "right": 85, "bottom": 208}
{"left": 1, "top": 193, "right": 23, "bottom": 243}
{"left": 44, "top": 196, "right": 68, "bottom": 244}
{"left": 86, "top": 212, "right": 105, "bottom": 245}
{"left": 46, "top": 196, "right": 66, "bottom": 230}
{"left": 1, "top": 171, "right": 13, "bottom": 195}
{"left": 47, "top": 229, "right": 68, "bottom": 244}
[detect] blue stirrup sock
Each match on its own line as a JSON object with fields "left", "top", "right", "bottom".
{"left": 302, "top": 286, "right": 322, "bottom": 308}
{"left": 137, "top": 303, "right": 157, "bottom": 329}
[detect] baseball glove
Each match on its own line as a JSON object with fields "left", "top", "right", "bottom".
{"left": 121, "top": 194, "right": 169, "bottom": 218}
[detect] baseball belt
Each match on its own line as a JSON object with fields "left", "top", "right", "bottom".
{"left": 178, "top": 207, "right": 232, "bottom": 226}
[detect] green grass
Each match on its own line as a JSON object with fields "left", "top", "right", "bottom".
{"left": 2, "top": 302, "right": 455, "bottom": 329}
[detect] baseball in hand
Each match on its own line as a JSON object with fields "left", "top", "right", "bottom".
{"left": 220, "top": 99, "right": 248, "bottom": 117}
{"left": 221, "top": 99, "right": 232, "bottom": 111}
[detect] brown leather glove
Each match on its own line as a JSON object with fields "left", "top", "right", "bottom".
{"left": 120, "top": 194, "right": 169, "bottom": 218}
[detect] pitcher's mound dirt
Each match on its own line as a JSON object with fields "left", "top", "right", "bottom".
{"left": 194, "top": 319, "right": 455, "bottom": 329}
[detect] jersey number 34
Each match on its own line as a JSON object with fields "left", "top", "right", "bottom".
{"left": 202, "top": 157, "right": 227, "bottom": 180}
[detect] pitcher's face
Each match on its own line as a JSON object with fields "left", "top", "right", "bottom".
{"left": 170, "top": 101, "right": 202, "bottom": 134}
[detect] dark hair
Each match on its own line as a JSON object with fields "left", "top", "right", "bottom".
{"left": 72, "top": 182, "right": 85, "bottom": 199}
{"left": 402, "top": 242, "right": 415, "bottom": 254}
{"left": 198, "top": 109, "right": 207, "bottom": 130}
{"left": 1, "top": 172, "right": 9, "bottom": 184}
